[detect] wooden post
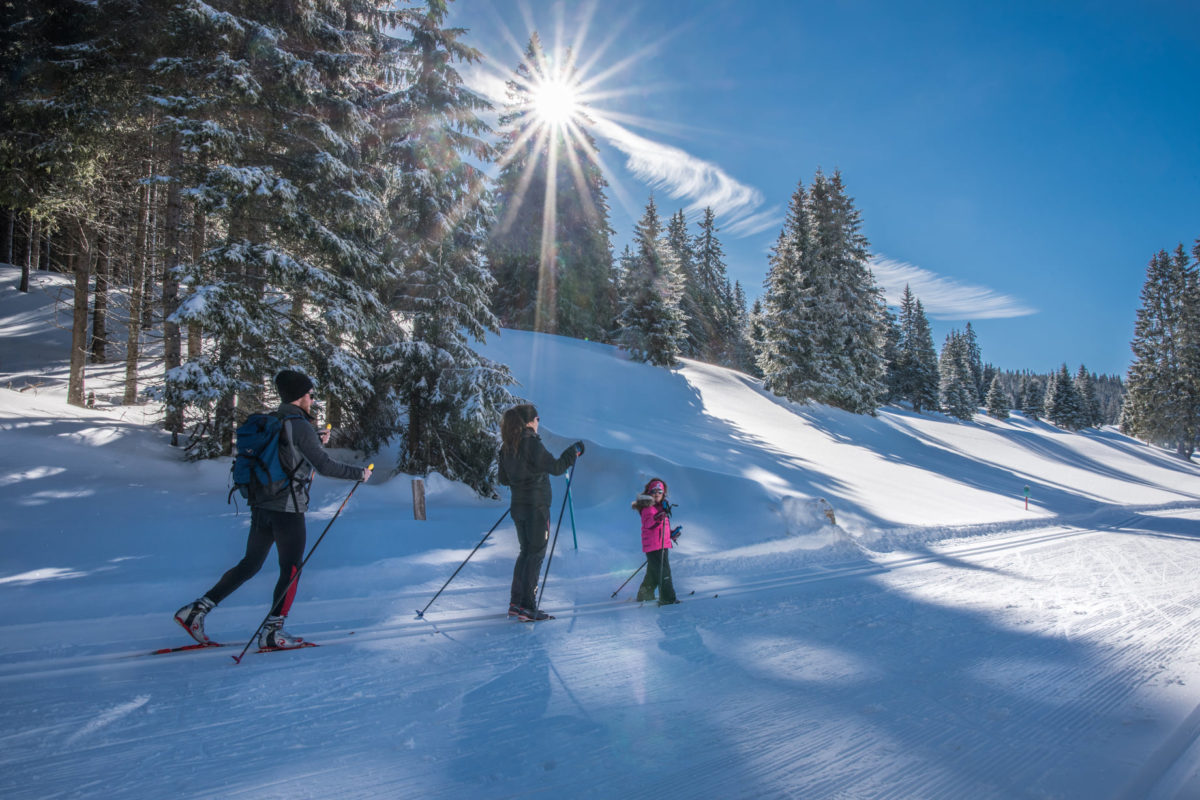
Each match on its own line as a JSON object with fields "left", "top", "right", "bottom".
{"left": 412, "top": 478, "right": 426, "bottom": 521}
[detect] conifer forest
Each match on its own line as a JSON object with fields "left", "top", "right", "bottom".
{"left": 4, "top": 0, "right": 1198, "bottom": 489}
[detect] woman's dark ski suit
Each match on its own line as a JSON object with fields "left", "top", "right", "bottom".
{"left": 497, "top": 429, "right": 577, "bottom": 610}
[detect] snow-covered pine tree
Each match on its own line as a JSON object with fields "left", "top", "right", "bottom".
{"left": 938, "top": 331, "right": 976, "bottom": 421}
{"left": 747, "top": 297, "right": 767, "bottom": 378}
{"left": 693, "top": 207, "right": 737, "bottom": 364}
{"left": 1044, "top": 363, "right": 1085, "bottom": 430}
{"left": 1022, "top": 375, "right": 1044, "bottom": 421}
{"left": 729, "top": 281, "right": 756, "bottom": 374}
{"left": 882, "top": 305, "right": 901, "bottom": 403}
{"left": 985, "top": 374, "right": 1009, "bottom": 420}
{"left": 1073, "top": 365, "right": 1102, "bottom": 429}
{"left": 757, "top": 180, "right": 818, "bottom": 401}
{"left": 0, "top": 0, "right": 126, "bottom": 404}
{"left": 890, "top": 285, "right": 939, "bottom": 413}
{"left": 963, "top": 322, "right": 984, "bottom": 400}
{"left": 379, "top": 1, "right": 516, "bottom": 492}
{"left": 667, "top": 208, "right": 703, "bottom": 358}
{"left": 487, "top": 33, "right": 615, "bottom": 341}
{"left": 617, "top": 196, "right": 686, "bottom": 366}
{"left": 155, "top": 1, "right": 404, "bottom": 455}
{"left": 802, "top": 169, "right": 888, "bottom": 413}
{"left": 1122, "top": 242, "right": 1200, "bottom": 458}
{"left": 911, "top": 299, "right": 940, "bottom": 413}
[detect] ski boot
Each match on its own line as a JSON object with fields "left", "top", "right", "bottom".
{"left": 259, "top": 616, "right": 305, "bottom": 650}
{"left": 174, "top": 596, "right": 214, "bottom": 644}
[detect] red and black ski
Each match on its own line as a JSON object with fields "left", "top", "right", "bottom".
{"left": 150, "top": 641, "right": 226, "bottom": 655}
{"left": 255, "top": 641, "right": 319, "bottom": 654}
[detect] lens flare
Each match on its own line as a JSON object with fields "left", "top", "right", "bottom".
{"left": 530, "top": 77, "right": 582, "bottom": 128}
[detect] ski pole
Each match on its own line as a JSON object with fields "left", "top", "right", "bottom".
{"left": 414, "top": 507, "right": 511, "bottom": 619}
{"left": 567, "top": 479, "right": 578, "bottom": 550}
{"left": 534, "top": 458, "right": 580, "bottom": 615}
{"left": 232, "top": 466, "right": 370, "bottom": 665}
{"left": 610, "top": 560, "right": 647, "bottom": 598}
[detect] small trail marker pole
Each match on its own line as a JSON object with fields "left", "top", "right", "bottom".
{"left": 1024, "top": 485, "right": 1030, "bottom": 511}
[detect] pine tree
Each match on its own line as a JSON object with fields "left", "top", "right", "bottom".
{"left": 729, "top": 281, "right": 756, "bottom": 374}
{"left": 618, "top": 197, "right": 686, "bottom": 366}
{"left": 938, "top": 331, "right": 976, "bottom": 421}
{"left": 487, "top": 33, "right": 615, "bottom": 340}
{"left": 158, "top": 1, "right": 405, "bottom": 454}
{"left": 963, "top": 322, "right": 984, "bottom": 401}
{"left": 1073, "top": 365, "right": 1102, "bottom": 429}
{"left": 890, "top": 285, "right": 939, "bottom": 413}
{"left": 807, "top": 170, "right": 888, "bottom": 412}
{"left": 1122, "top": 242, "right": 1200, "bottom": 458}
{"left": 380, "top": 1, "right": 516, "bottom": 492}
{"left": 1044, "top": 363, "right": 1085, "bottom": 429}
{"left": 747, "top": 297, "right": 767, "bottom": 378}
{"left": 985, "top": 374, "right": 1010, "bottom": 420}
{"left": 693, "top": 207, "right": 736, "bottom": 364}
{"left": 757, "top": 180, "right": 817, "bottom": 400}
{"left": 1022, "top": 375, "right": 1045, "bottom": 421}
{"left": 882, "top": 305, "right": 901, "bottom": 403}
{"left": 757, "top": 170, "right": 887, "bottom": 413}
{"left": 666, "top": 208, "right": 702, "bottom": 358}
{"left": 1, "top": 0, "right": 129, "bottom": 405}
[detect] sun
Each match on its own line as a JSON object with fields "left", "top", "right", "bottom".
{"left": 530, "top": 76, "right": 583, "bottom": 128}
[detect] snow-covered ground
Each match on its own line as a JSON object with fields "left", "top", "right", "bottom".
{"left": 4, "top": 263, "right": 1200, "bottom": 799}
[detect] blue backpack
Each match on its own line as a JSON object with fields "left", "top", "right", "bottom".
{"left": 229, "top": 410, "right": 305, "bottom": 503}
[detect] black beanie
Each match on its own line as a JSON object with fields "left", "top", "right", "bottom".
{"left": 275, "top": 370, "right": 314, "bottom": 403}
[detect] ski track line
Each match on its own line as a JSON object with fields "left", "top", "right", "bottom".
{"left": 0, "top": 514, "right": 1168, "bottom": 682}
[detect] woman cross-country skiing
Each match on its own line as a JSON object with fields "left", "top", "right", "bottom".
{"left": 496, "top": 404, "right": 583, "bottom": 621}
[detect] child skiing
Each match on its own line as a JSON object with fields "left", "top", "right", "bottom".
{"left": 633, "top": 478, "right": 680, "bottom": 605}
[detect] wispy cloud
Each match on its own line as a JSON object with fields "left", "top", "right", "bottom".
{"left": 590, "top": 118, "right": 780, "bottom": 236}
{"left": 871, "top": 257, "right": 1037, "bottom": 320}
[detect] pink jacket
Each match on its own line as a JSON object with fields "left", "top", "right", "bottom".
{"left": 638, "top": 499, "right": 673, "bottom": 553}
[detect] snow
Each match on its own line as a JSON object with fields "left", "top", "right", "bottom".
{"left": 4, "top": 264, "right": 1200, "bottom": 799}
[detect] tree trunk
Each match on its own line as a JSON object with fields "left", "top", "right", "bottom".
{"left": 188, "top": 205, "right": 205, "bottom": 359}
{"left": 67, "top": 223, "right": 92, "bottom": 408}
{"left": 163, "top": 137, "right": 185, "bottom": 440}
{"left": 142, "top": 180, "right": 157, "bottom": 330}
{"left": 235, "top": 216, "right": 265, "bottom": 420}
{"left": 90, "top": 232, "right": 109, "bottom": 363}
{"left": 31, "top": 217, "right": 41, "bottom": 273}
{"left": 3, "top": 208, "right": 13, "bottom": 266}
{"left": 19, "top": 213, "right": 34, "bottom": 293}
{"left": 214, "top": 391, "right": 235, "bottom": 456}
{"left": 124, "top": 171, "right": 152, "bottom": 404}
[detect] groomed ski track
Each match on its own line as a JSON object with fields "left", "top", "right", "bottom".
{"left": 0, "top": 511, "right": 1156, "bottom": 676}
{"left": 5, "top": 507, "right": 1200, "bottom": 799}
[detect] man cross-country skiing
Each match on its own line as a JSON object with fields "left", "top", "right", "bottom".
{"left": 174, "top": 370, "right": 372, "bottom": 649}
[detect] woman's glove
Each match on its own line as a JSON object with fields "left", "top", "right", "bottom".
{"left": 572, "top": 441, "right": 585, "bottom": 456}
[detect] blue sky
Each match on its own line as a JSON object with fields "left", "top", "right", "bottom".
{"left": 448, "top": 0, "right": 1200, "bottom": 376}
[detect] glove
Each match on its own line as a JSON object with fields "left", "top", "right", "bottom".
{"left": 573, "top": 440, "right": 585, "bottom": 457}
{"left": 661, "top": 498, "right": 674, "bottom": 515}
{"left": 670, "top": 526, "right": 682, "bottom": 541}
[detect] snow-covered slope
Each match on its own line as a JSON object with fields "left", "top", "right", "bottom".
{"left": 4, "top": 263, "right": 1200, "bottom": 799}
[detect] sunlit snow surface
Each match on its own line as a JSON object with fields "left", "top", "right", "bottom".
{"left": 3, "top": 266, "right": 1200, "bottom": 799}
